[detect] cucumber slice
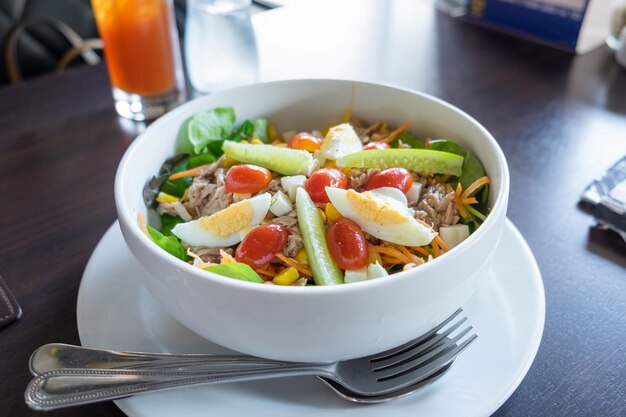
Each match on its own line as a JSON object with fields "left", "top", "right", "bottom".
{"left": 296, "top": 188, "right": 344, "bottom": 285}
{"left": 223, "top": 141, "right": 317, "bottom": 176}
{"left": 336, "top": 149, "right": 463, "bottom": 176}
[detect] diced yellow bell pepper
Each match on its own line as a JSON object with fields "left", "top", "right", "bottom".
{"left": 223, "top": 156, "right": 238, "bottom": 168}
{"left": 268, "top": 124, "right": 278, "bottom": 142}
{"left": 294, "top": 248, "right": 309, "bottom": 265}
{"left": 251, "top": 138, "right": 264, "bottom": 145}
{"left": 156, "top": 192, "right": 180, "bottom": 204}
{"left": 273, "top": 267, "right": 300, "bottom": 285}
{"left": 239, "top": 139, "right": 249, "bottom": 144}
{"left": 325, "top": 203, "right": 342, "bottom": 222}
{"left": 317, "top": 207, "right": 327, "bottom": 224}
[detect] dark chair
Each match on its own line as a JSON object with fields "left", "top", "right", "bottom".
{"left": 0, "top": 0, "right": 187, "bottom": 85}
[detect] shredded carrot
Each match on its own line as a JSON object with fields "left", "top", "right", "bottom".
{"left": 453, "top": 183, "right": 469, "bottom": 218}
{"left": 341, "top": 108, "right": 351, "bottom": 123}
{"left": 137, "top": 213, "right": 148, "bottom": 236}
{"left": 275, "top": 253, "right": 313, "bottom": 277}
{"left": 434, "top": 235, "right": 449, "bottom": 253}
{"left": 168, "top": 165, "right": 210, "bottom": 181}
{"left": 367, "top": 245, "right": 413, "bottom": 264}
{"left": 431, "top": 239, "right": 441, "bottom": 257}
{"left": 341, "top": 83, "right": 356, "bottom": 123}
{"left": 461, "top": 176, "right": 490, "bottom": 199}
{"left": 256, "top": 267, "right": 278, "bottom": 276}
{"left": 382, "top": 255, "right": 404, "bottom": 265}
{"left": 256, "top": 268, "right": 278, "bottom": 281}
{"left": 383, "top": 120, "right": 411, "bottom": 143}
{"left": 411, "top": 246, "right": 432, "bottom": 257}
{"left": 398, "top": 245, "right": 421, "bottom": 264}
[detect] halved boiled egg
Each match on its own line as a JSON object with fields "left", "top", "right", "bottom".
{"left": 320, "top": 123, "right": 363, "bottom": 160}
{"left": 325, "top": 187, "right": 435, "bottom": 246}
{"left": 367, "top": 187, "right": 409, "bottom": 208}
{"left": 172, "top": 193, "right": 271, "bottom": 247}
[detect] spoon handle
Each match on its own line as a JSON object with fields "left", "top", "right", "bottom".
{"left": 25, "top": 364, "right": 329, "bottom": 411}
{"left": 29, "top": 343, "right": 291, "bottom": 376}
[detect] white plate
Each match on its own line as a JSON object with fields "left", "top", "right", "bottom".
{"left": 77, "top": 219, "right": 544, "bottom": 417}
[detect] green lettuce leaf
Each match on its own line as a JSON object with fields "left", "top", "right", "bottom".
{"left": 188, "top": 107, "right": 236, "bottom": 155}
{"left": 204, "top": 263, "right": 264, "bottom": 283}
{"left": 253, "top": 118, "right": 269, "bottom": 143}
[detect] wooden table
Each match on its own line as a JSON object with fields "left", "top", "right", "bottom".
{"left": 1, "top": 1, "right": 625, "bottom": 416}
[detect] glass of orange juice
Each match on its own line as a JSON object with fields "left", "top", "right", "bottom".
{"left": 92, "top": 0, "right": 186, "bottom": 121}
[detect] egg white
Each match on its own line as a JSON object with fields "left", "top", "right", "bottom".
{"left": 172, "top": 193, "right": 271, "bottom": 247}
{"left": 368, "top": 187, "right": 409, "bottom": 209}
{"left": 320, "top": 123, "right": 363, "bottom": 160}
{"left": 325, "top": 187, "right": 435, "bottom": 246}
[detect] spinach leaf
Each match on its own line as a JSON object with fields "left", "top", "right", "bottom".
{"left": 146, "top": 225, "right": 190, "bottom": 261}
{"left": 143, "top": 153, "right": 190, "bottom": 208}
{"left": 159, "top": 159, "right": 192, "bottom": 197}
{"left": 228, "top": 120, "right": 255, "bottom": 141}
{"left": 160, "top": 214, "right": 185, "bottom": 236}
{"left": 253, "top": 118, "right": 269, "bottom": 143}
{"left": 391, "top": 131, "right": 423, "bottom": 149}
{"left": 160, "top": 178, "right": 191, "bottom": 197}
{"left": 188, "top": 153, "right": 217, "bottom": 169}
{"left": 188, "top": 107, "right": 236, "bottom": 155}
{"left": 427, "top": 139, "right": 465, "bottom": 155}
{"left": 204, "top": 263, "right": 264, "bottom": 283}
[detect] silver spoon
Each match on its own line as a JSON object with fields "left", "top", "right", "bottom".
{"left": 26, "top": 309, "right": 475, "bottom": 410}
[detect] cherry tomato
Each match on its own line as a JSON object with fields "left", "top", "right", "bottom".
{"left": 225, "top": 164, "right": 272, "bottom": 194}
{"left": 364, "top": 168, "right": 413, "bottom": 194}
{"left": 288, "top": 132, "right": 322, "bottom": 152}
{"left": 235, "top": 224, "right": 289, "bottom": 269}
{"left": 326, "top": 218, "right": 369, "bottom": 270}
{"left": 363, "top": 141, "right": 391, "bottom": 151}
{"left": 305, "top": 168, "right": 349, "bottom": 204}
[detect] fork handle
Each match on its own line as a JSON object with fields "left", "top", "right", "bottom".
{"left": 25, "top": 365, "right": 330, "bottom": 411}
{"left": 29, "top": 343, "right": 290, "bottom": 376}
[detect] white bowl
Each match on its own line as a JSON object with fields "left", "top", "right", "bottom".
{"left": 115, "top": 79, "right": 509, "bottom": 362}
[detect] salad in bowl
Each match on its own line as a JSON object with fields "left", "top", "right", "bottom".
{"left": 142, "top": 107, "right": 491, "bottom": 287}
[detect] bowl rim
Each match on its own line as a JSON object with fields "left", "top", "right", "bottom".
{"left": 115, "top": 78, "right": 510, "bottom": 294}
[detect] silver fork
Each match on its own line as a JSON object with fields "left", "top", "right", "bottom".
{"left": 25, "top": 309, "right": 476, "bottom": 410}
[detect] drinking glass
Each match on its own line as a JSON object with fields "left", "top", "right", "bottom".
{"left": 92, "top": 0, "right": 186, "bottom": 121}
{"left": 184, "top": 0, "right": 258, "bottom": 93}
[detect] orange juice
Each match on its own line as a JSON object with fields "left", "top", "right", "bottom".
{"left": 92, "top": 0, "right": 179, "bottom": 96}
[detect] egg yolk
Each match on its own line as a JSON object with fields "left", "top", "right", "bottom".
{"left": 345, "top": 190, "right": 408, "bottom": 225}
{"left": 198, "top": 200, "right": 254, "bottom": 237}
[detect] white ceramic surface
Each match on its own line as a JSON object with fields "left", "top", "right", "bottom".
{"left": 77, "top": 219, "right": 544, "bottom": 417}
{"left": 114, "top": 79, "right": 510, "bottom": 361}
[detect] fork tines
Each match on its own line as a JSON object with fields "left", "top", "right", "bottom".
{"left": 370, "top": 309, "right": 476, "bottom": 388}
